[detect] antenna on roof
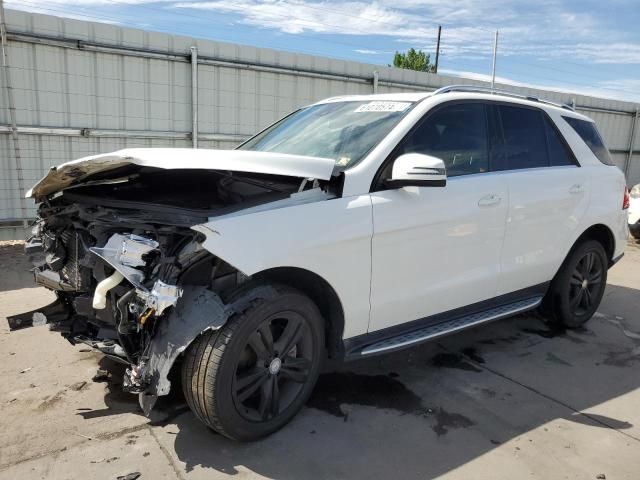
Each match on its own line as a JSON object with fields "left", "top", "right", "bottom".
{"left": 491, "top": 30, "right": 499, "bottom": 92}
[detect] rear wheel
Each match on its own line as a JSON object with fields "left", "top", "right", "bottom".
{"left": 544, "top": 240, "right": 608, "bottom": 328}
{"left": 181, "top": 283, "right": 324, "bottom": 441}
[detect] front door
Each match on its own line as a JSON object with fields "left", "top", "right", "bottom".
{"left": 369, "top": 102, "right": 509, "bottom": 332}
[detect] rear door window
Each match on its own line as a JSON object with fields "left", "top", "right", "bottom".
{"left": 497, "top": 105, "right": 549, "bottom": 170}
{"left": 562, "top": 116, "right": 614, "bottom": 165}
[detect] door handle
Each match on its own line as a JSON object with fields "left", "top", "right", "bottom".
{"left": 478, "top": 194, "right": 502, "bottom": 207}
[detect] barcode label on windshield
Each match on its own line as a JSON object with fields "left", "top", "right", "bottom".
{"left": 354, "top": 101, "right": 411, "bottom": 113}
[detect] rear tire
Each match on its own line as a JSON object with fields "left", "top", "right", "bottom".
{"left": 544, "top": 240, "right": 607, "bottom": 328}
{"left": 181, "top": 283, "right": 324, "bottom": 441}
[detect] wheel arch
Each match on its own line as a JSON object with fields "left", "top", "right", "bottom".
{"left": 573, "top": 224, "right": 616, "bottom": 265}
{"left": 252, "top": 266, "right": 346, "bottom": 359}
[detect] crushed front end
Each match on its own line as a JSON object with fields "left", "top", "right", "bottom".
{"left": 7, "top": 163, "right": 316, "bottom": 413}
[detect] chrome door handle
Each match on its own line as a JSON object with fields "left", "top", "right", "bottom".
{"left": 478, "top": 194, "right": 502, "bottom": 207}
{"left": 569, "top": 184, "right": 584, "bottom": 194}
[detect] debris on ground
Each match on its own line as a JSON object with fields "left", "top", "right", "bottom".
{"left": 19, "top": 367, "right": 32, "bottom": 374}
{"left": 69, "top": 381, "right": 88, "bottom": 391}
{"left": 92, "top": 369, "right": 110, "bottom": 382}
{"left": 596, "top": 475, "right": 606, "bottom": 479}
{"left": 91, "top": 456, "right": 119, "bottom": 464}
{"left": 116, "top": 472, "right": 141, "bottom": 480}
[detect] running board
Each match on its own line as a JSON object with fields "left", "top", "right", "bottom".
{"left": 360, "top": 296, "right": 543, "bottom": 356}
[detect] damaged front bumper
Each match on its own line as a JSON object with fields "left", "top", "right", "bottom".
{"left": 7, "top": 230, "right": 232, "bottom": 416}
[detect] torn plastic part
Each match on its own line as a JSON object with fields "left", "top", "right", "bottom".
{"left": 137, "top": 284, "right": 281, "bottom": 415}
{"left": 74, "top": 336, "right": 129, "bottom": 361}
{"left": 136, "top": 280, "right": 183, "bottom": 317}
{"left": 123, "top": 364, "right": 146, "bottom": 394}
{"left": 89, "top": 233, "right": 158, "bottom": 290}
{"left": 6, "top": 298, "right": 70, "bottom": 331}
{"left": 138, "top": 286, "right": 228, "bottom": 415}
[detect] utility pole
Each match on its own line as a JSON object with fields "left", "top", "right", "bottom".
{"left": 491, "top": 29, "right": 499, "bottom": 91}
{"left": 434, "top": 25, "right": 441, "bottom": 74}
{"left": 0, "top": 0, "right": 28, "bottom": 224}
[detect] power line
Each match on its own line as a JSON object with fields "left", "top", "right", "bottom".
{"left": 11, "top": 2, "right": 639, "bottom": 100}
{"left": 15, "top": 1, "right": 408, "bottom": 61}
{"left": 443, "top": 59, "right": 640, "bottom": 98}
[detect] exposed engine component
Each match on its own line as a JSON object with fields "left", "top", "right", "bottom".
{"left": 7, "top": 164, "right": 337, "bottom": 416}
{"left": 90, "top": 233, "right": 160, "bottom": 289}
{"left": 92, "top": 270, "right": 124, "bottom": 309}
{"left": 137, "top": 280, "right": 183, "bottom": 316}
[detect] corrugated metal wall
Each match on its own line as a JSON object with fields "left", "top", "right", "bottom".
{"left": 1, "top": 9, "right": 639, "bottom": 239}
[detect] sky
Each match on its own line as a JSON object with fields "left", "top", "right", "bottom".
{"left": 7, "top": 0, "right": 640, "bottom": 102}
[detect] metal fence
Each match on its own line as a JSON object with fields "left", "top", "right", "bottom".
{"left": 1, "top": 8, "right": 639, "bottom": 239}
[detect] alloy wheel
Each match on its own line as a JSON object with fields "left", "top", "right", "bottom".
{"left": 568, "top": 251, "right": 604, "bottom": 316}
{"left": 232, "top": 312, "right": 313, "bottom": 422}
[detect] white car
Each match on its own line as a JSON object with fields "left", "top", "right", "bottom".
{"left": 9, "top": 86, "right": 629, "bottom": 440}
{"left": 629, "top": 183, "right": 640, "bottom": 239}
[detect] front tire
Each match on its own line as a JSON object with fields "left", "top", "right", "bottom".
{"left": 544, "top": 240, "right": 608, "bottom": 328}
{"left": 181, "top": 283, "right": 324, "bottom": 441}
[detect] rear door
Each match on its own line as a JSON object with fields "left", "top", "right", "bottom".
{"left": 492, "top": 104, "right": 589, "bottom": 295}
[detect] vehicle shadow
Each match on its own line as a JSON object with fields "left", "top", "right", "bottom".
{"left": 89, "top": 283, "right": 640, "bottom": 479}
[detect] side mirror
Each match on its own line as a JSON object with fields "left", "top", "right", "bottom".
{"left": 385, "top": 153, "right": 447, "bottom": 188}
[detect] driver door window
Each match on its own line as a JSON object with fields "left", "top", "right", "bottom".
{"left": 399, "top": 103, "right": 489, "bottom": 177}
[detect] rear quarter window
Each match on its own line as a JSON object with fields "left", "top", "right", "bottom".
{"left": 562, "top": 116, "right": 614, "bottom": 166}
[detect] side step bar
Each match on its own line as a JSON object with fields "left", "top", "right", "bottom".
{"left": 360, "top": 296, "right": 543, "bottom": 356}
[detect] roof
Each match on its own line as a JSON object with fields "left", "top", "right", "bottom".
{"left": 314, "top": 89, "right": 593, "bottom": 121}
{"left": 316, "top": 92, "right": 432, "bottom": 104}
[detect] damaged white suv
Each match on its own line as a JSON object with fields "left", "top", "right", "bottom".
{"left": 9, "top": 86, "right": 629, "bottom": 440}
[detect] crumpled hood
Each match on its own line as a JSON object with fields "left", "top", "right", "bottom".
{"left": 27, "top": 148, "right": 336, "bottom": 200}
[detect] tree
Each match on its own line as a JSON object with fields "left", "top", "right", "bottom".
{"left": 392, "top": 48, "right": 435, "bottom": 73}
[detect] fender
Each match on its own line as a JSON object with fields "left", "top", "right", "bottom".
{"left": 191, "top": 193, "right": 374, "bottom": 340}
{"left": 139, "top": 283, "right": 281, "bottom": 414}
{"left": 139, "top": 193, "right": 373, "bottom": 412}
{"left": 139, "top": 286, "right": 227, "bottom": 414}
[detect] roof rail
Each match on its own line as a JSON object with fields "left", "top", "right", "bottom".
{"left": 432, "top": 85, "right": 575, "bottom": 111}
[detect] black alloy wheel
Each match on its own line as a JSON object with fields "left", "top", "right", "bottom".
{"left": 232, "top": 312, "right": 314, "bottom": 422}
{"left": 543, "top": 239, "right": 608, "bottom": 328}
{"left": 568, "top": 250, "right": 604, "bottom": 316}
{"left": 182, "top": 283, "right": 323, "bottom": 441}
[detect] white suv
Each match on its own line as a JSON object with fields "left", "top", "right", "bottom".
{"left": 629, "top": 183, "right": 640, "bottom": 239}
{"left": 9, "top": 86, "right": 629, "bottom": 440}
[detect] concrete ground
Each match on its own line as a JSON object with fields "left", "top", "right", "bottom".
{"left": 1, "top": 240, "right": 639, "bottom": 480}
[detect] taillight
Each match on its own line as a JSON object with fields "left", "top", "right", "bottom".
{"left": 623, "top": 186, "right": 630, "bottom": 210}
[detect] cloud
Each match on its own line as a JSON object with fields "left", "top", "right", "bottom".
{"left": 440, "top": 68, "right": 640, "bottom": 103}
{"left": 167, "top": 0, "right": 640, "bottom": 66}
{"left": 10, "top": 0, "right": 640, "bottom": 66}
{"left": 6, "top": 0, "right": 640, "bottom": 102}
{"left": 355, "top": 49, "right": 391, "bottom": 55}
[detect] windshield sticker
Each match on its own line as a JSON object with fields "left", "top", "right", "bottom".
{"left": 354, "top": 101, "right": 411, "bottom": 113}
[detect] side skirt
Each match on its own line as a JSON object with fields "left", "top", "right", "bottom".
{"left": 343, "top": 283, "right": 548, "bottom": 360}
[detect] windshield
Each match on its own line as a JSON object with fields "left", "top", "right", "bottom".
{"left": 238, "top": 100, "right": 415, "bottom": 169}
